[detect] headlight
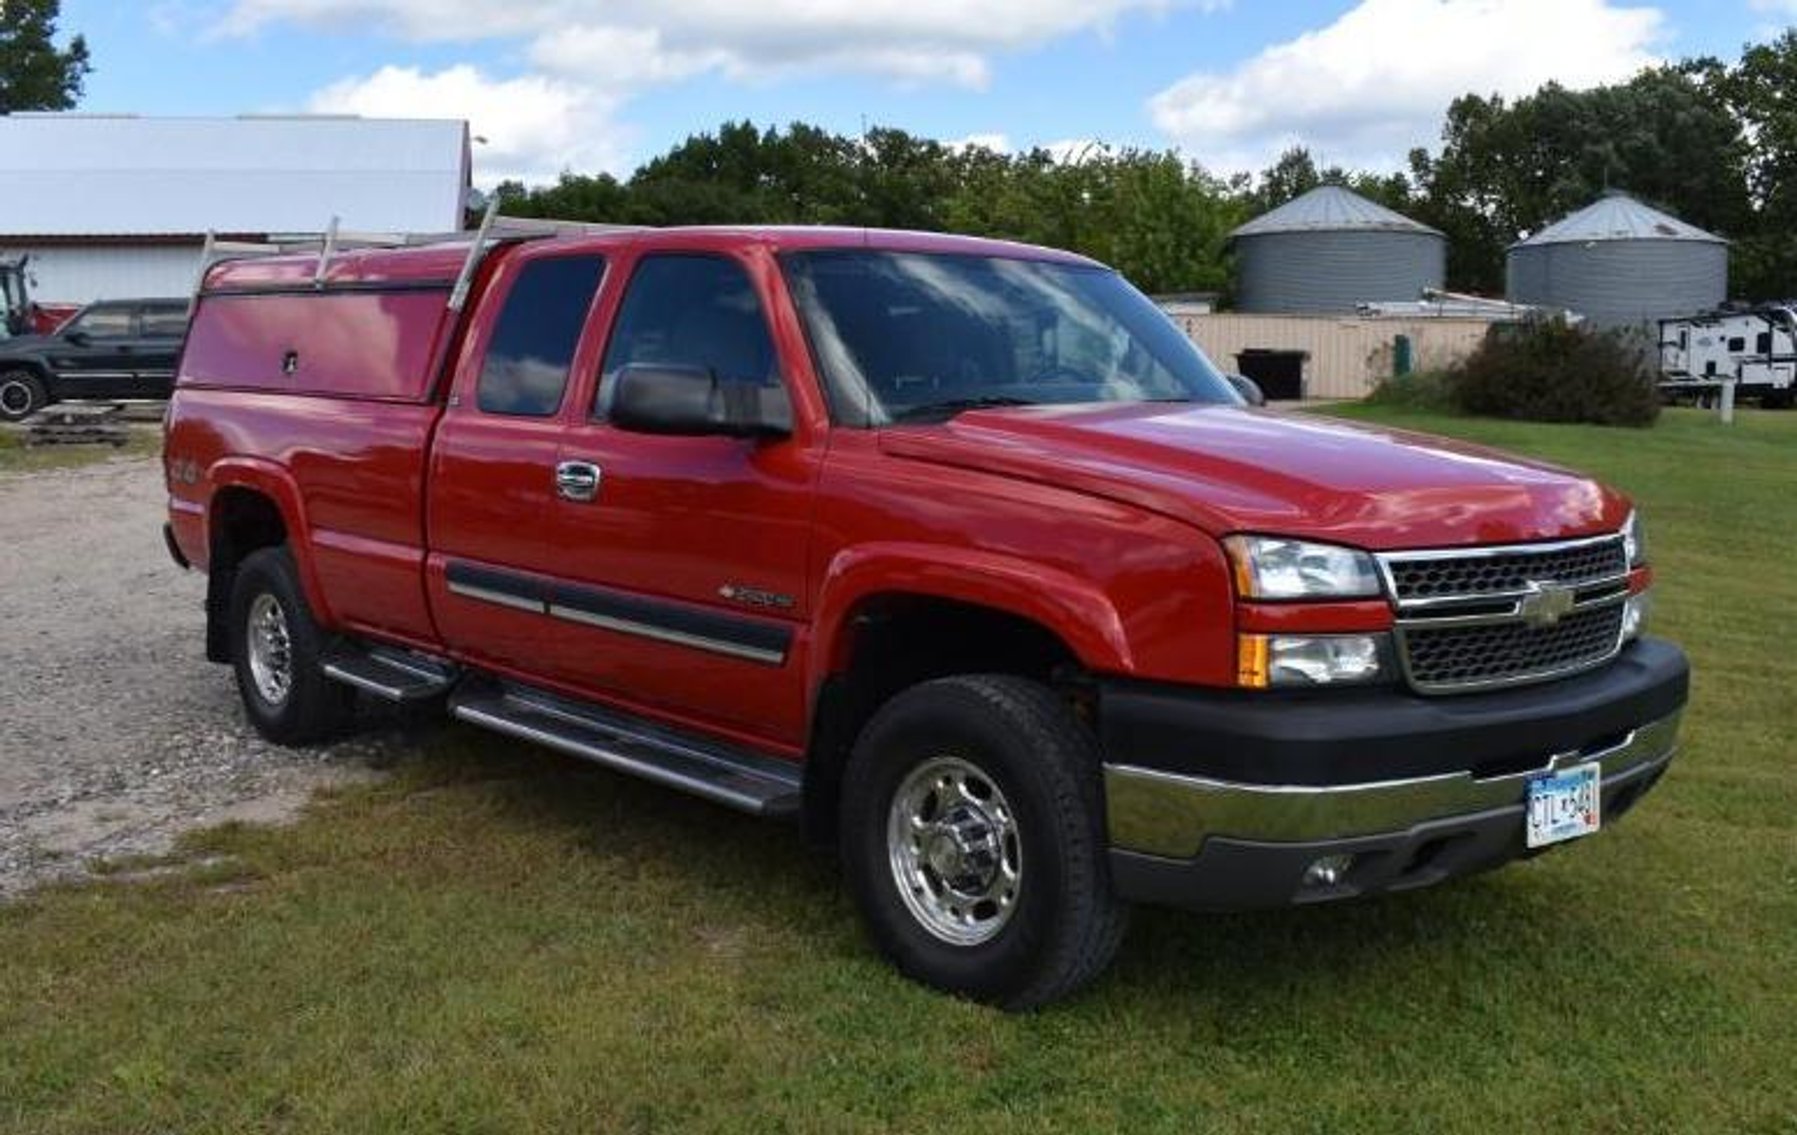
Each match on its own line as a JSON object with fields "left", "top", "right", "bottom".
{"left": 1238, "top": 633, "right": 1388, "bottom": 687}
{"left": 1622, "top": 510, "right": 1646, "bottom": 568}
{"left": 1224, "top": 536, "right": 1382, "bottom": 600}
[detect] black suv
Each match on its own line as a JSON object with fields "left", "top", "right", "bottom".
{"left": 0, "top": 298, "right": 189, "bottom": 422}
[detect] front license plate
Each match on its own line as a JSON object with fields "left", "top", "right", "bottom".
{"left": 1526, "top": 762, "right": 1601, "bottom": 849}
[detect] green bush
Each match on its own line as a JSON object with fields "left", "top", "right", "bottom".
{"left": 1448, "top": 319, "right": 1661, "bottom": 427}
{"left": 1365, "top": 369, "right": 1458, "bottom": 412}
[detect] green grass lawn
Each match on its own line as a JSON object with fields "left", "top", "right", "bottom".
{"left": 2, "top": 407, "right": 1793, "bottom": 1133}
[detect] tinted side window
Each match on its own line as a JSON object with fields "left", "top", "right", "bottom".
{"left": 597, "top": 255, "right": 776, "bottom": 413}
{"left": 477, "top": 254, "right": 606, "bottom": 416}
{"left": 70, "top": 307, "right": 132, "bottom": 338}
{"left": 140, "top": 307, "right": 189, "bottom": 338}
{"left": 1756, "top": 331, "right": 1773, "bottom": 354}
{"left": 1727, "top": 336, "right": 1746, "bottom": 352}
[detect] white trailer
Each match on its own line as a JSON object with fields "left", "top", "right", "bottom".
{"left": 1659, "top": 306, "right": 1797, "bottom": 408}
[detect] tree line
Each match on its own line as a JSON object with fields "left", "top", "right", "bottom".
{"left": 496, "top": 33, "right": 1797, "bottom": 302}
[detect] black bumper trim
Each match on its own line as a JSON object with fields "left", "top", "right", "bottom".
{"left": 1099, "top": 637, "right": 1688, "bottom": 787}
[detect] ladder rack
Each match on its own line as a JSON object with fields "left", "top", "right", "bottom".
{"left": 188, "top": 199, "right": 644, "bottom": 312}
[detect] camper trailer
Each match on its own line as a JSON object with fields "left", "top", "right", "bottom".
{"left": 1660, "top": 306, "right": 1797, "bottom": 408}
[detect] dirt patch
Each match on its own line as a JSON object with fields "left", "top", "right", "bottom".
{"left": 0, "top": 455, "right": 398, "bottom": 897}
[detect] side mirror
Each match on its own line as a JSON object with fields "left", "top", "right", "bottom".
{"left": 1226, "top": 373, "right": 1267, "bottom": 407}
{"left": 63, "top": 329, "right": 90, "bottom": 346}
{"left": 609, "top": 363, "right": 792, "bottom": 438}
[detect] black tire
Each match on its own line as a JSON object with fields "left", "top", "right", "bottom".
{"left": 840, "top": 674, "right": 1129, "bottom": 1010}
{"left": 0, "top": 369, "right": 46, "bottom": 423}
{"left": 228, "top": 546, "right": 354, "bottom": 744}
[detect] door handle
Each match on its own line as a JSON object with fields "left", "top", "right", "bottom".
{"left": 555, "top": 460, "right": 603, "bottom": 502}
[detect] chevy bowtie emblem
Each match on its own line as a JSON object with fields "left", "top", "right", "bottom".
{"left": 1518, "top": 581, "right": 1578, "bottom": 628}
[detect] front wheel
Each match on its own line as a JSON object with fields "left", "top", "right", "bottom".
{"left": 0, "top": 369, "right": 46, "bottom": 422}
{"left": 228, "top": 546, "right": 354, "bottom": 744}
{"left": 841, "top": 675, "right": 1128, "bottom": 1010}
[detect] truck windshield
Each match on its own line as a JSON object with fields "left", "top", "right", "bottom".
{"left": 782, "top": 250, "right": 1236, "bottom": 425}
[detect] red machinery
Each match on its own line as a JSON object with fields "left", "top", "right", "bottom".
{"left": 1, "top": 256, "right": 76, "bottom": 336}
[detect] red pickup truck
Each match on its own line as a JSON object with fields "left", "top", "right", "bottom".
{"left": 164, "top": 222, "right": 1688, "bottom": 1008}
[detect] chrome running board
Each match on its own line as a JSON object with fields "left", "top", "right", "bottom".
{"left": 448, "top": 684, "right": 802, "bottom": 818}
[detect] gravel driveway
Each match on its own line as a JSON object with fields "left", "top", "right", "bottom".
{"left": 0, "top": 451, "right": 397, "bottom": 898}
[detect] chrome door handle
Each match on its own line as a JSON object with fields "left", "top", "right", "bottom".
{"left": 555, "top": 460, "right": 603, "bottom": 502}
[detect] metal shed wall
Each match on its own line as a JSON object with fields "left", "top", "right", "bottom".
{"left": 0, "top": 115, "right": 470, "bottom": 237}
{"left": 7, "top": 244, "right": 203, "bottom": 304}
{"left": 1506, "top": 240, "right": 1726, "bottom": 330}
{"left": 1168, "top": 312, "right": 1496, "bottom": 399}
{"left": 1234, "top": 229, "right": 1446, "bottom": 314}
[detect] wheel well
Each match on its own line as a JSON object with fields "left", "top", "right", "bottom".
{"left": 802, "top": 595, "right": 1086, "bottom": 846}
{"left": 205, "top": 488, "right": 288, "bottom": 662}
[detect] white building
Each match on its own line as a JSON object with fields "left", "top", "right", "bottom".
{"left": 0, "top": 114, "right": 471, "bottom": 304}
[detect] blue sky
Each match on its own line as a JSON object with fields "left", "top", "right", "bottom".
{"left": 60, "top": 0, "right": 1795, "bottom": 186}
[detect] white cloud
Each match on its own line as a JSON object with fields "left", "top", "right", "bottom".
{"left": 224, "top": 0, "right": 1224, "bottom": 86}
{"left": 307, "top": 64, "right": 629, "bottom": 184}
{"left": 1149, "top": 0, "right": 1666, "bottom": 174}
{"left": 1748, "top": 0, "right": 1797, "bottom": 14}
{"left": 237, "top": 0, "right": 1227, "bottom": 185}
{"left": 221, "top": 0, "right": 1235, "bottom": 184}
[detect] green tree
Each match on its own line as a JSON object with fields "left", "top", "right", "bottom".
{"left": 1714, "top": 31, "right": 1797, "bottom": 298}
{"left": 0, "top": 0, "right": 90, "bottom": 113}
{"left": 1410, "top": 68, "right": 1750, "bottom": 293}
{"left": 492, "top": 173, "right": 629, "bottom": 223}
{"left": 493, "top": 119, "right": 1243, "bottom": 293}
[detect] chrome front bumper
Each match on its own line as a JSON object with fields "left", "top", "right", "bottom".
{"left": 1105, "top": 710, "right": 1682, "bottom": 859}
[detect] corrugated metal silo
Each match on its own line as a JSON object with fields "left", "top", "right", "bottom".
{"left": 1506, "top": 194, "right": 1726, "bottom": 330}
{"left": 1229, "top": 186, "right": 1446, "bottom": 314}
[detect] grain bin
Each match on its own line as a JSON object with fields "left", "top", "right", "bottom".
{"left": 1506, "top": 193, "right": 1726, "bottom": 330}
{"left": 1229, "top": 186, "right": 1446, "bottom": 314}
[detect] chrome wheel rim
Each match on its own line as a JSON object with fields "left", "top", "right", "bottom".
{"left": 887, "top": 755, "right": 1021, "bottom": 947}
{"left": 246, "top": 592, "right": 294, "bottom": 706}
{"left": 0, "top": 379, "right": 30, "bottom": 416}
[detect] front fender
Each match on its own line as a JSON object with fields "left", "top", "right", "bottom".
{"left": 808, "top": 541, "right": 1136, "bottom": 696}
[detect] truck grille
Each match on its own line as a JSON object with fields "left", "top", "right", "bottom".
{"left": 1385, "top": 540, "right": 1627, "bottom": 601}
{"left": 1400, "top": 603, "right": 1627, "bottom": 691}
{"left": 1378, "top": 534, "right": 1631, "bottom": 694}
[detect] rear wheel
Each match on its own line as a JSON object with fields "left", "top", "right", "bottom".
{"left": 0, "top": 370, "right": 46, "bottom": 422}
{"left": 841, "top": 674, "right": 1128, "bottom": 1009}
{"left": 228, "top": 547, "right": 354, "bottom": 744}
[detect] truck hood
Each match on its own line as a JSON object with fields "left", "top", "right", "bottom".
{"left": 876, "top": 403, "right": 1628, "bottom": 550}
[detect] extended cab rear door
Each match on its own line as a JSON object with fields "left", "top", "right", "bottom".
{"left": 536, "top": 248, "right": 821, "bottom": 750}
{"left": 130, "top": 301, "right": 189, "bottom": 393}
{"left": 425, "top": 247, "right": 612, "bottom": 673}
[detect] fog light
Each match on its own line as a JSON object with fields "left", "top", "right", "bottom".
{"left": 1238, "top": 633, "right": 1386, "bottom": 688}
{"left": 1621, "top": 590, "right": 1652, "bottom": 642}
{"left": 1302, "top": 854, "right": 1355, "bottom": 888}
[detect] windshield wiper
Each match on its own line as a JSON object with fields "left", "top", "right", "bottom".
{"left": 891, "top": 396, "right": 1038, "bottom": 422}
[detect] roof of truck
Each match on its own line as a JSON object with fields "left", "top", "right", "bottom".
{"left": 201, "top": 226, "right": 1102, "bottom": 293}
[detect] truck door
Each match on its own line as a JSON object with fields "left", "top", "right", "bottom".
{"left": 425, "top": 249, "right": 611, "bottom": 673}
{"left": 47, "top": 304, "right": 137, "bottom": 399}
{"left": 537, "top": 251, "right": 818, "bottom": 749}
